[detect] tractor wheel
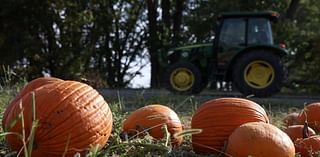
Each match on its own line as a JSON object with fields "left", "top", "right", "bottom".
{"left": 232, "top": 51, "right": 285, "bottom": 97}
{"left": 164, "top": 62, "right": 204, "bottom": 94}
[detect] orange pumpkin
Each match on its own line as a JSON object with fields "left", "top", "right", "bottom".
{"left": 2, "top": 78, "right": 113, "bottom": 157}
{"left": 225, "top": 122, "right": 295, "bottom": 157}
{"left": 295, "top": 135, "right": 320, "bottom": 157}
{"left": 191, "top": 97, "right": 269, "bottom": 154}
{"left": 283, "top": 112, "right": 301, "bottom": 127}
{"left": 122, "top": 104, "right": 183, "bottom": 146}
{"left": 284, "top": 125, "right": 316, "bottom": 142}
{"left": 298, "top": 102, "right": 320, "bottom": 133}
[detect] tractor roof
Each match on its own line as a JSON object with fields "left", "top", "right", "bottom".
{"left": 219, "top": 11, "right": 280, "bottom": 21}
{"left": 172, "top": 43, "right": 212, "bottom": 51}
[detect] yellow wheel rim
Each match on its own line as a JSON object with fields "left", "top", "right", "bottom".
{"left": 244, "top": 60, "right": 275, "bottom": 89}
{"left": 170, "top": 68, "right": 195, "bottom": 91}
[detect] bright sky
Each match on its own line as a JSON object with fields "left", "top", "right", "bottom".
{"left": 128, "top": 61, "right": 151, "bottom": 88}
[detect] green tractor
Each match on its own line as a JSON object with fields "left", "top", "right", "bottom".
{"left": 160, "top": 11, "right": 288, "bottom": 97}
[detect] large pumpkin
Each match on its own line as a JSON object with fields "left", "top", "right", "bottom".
{"left": 191, "top": 97, "right": 269, "bottom": 154}
{"left": 284, "top": 125, "right": 316, "bottom": 142}
{"left": 2, "top": 78, "right": 113, "bottom": 157}
{"left": 225, "top": 122, "right": 295, "bottom": 157}
{"left": 122, "top": 104, "right": 183, "bottom": 146}
{"left": 298, "top": 102, "right": 320, "bottom": 133}
{"left": 295, "top": 135, "right": 320, "bottom": 157}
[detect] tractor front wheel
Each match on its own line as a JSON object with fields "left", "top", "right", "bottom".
{"left": 164, "top": 62, "right": 204, "bottom": 94}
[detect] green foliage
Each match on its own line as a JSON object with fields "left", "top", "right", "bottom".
{"left": 0, "top": 0, "right": 148, "bottom": 88}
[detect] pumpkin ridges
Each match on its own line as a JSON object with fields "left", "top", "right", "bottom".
{"left": 35, "top": 82, "right": 100, "bottom": 134}
{"left": 38, "top": 122, "right": 110, "bottom": 150}
{"left": 39, "top": 103, "right": 112, "bottom": 144}
{"left": 195, "top": 98, "right": 267, "bottom": 110}
{"left": 193, "top": 98, "right": 269, "bottom": 123}
{"left": 37, "top": 93, "right": 111, "bottom": 142}
{"left": 39, "top": 82, "right": 94, "bottom": 123}
{"left": 29, "top": 81, "right": 81, "bottom": 124}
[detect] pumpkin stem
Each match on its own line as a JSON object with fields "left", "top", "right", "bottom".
{"left": 303, "top": 120, "right": 309, "bottom": 138}
{"left": 303, "top": 110, "right": 309, "bottom": 139}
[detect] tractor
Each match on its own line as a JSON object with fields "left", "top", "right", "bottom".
{"left": 159, "top": 11, "right": 288, "bottom": 97}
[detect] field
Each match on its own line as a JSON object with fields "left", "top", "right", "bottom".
{"left": 0, "top": 84, "right": 316, "bottom": 156}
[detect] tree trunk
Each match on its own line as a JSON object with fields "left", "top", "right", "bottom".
{"left": 172, "top": 0, "right": 184, "bottom": 46}
{"left": 161, "top": 0, "right": 171, "bottom": 28}
{"left": 285, "top": 0, "right": 300, "bottom": 20}
{"left": 147, "top": 0, "right": 160, "bottom": 88}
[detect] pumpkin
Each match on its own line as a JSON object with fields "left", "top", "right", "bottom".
{"left": 284, "top": 125, "right": 316, "bottom": 142}
{"left": 295, "top": 135, "right": 320, "bottom": 157}
{"left": 225, "top": 122, "right": 295, "bottom": 157}
{"left": 297, "top": 102, "right": 320, "bottom": 133}
{"left": 283, "top": 112, "right": 301, "bottom": 127}
{"left": 2, "top": 78, "right": 113, "bottom": 157}
{"left": 122, "top": 104, "right": 183, "bottom": 146}
{"left": 191, "top": 97, "right": 269, "bottom": 154}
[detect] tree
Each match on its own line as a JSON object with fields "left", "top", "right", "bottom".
{"left": 0, "top": 0, "right": 148, "bottom": 88}
{"left": 147, "top": 0, "right": 186, "bottom": 88}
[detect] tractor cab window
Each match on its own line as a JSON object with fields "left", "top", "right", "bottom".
{"left": 248, "top": 18, "right": 273, "bottom": 45}
{"left": 218, "top": 18, "right": 246, "bottom": 53}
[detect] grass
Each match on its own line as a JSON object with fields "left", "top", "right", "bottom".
{"left": 0, "top": 82, "right": 314, "bottom": 157}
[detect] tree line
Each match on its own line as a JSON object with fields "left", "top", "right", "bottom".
{"left": 1, "top": 0, "right": 319, "bottom": 92}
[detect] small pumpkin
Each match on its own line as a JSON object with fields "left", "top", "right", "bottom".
{"left": 298, "top": 102, "right": 320, "bottom": 133}
{"left": 121, "top": 104, "right": 183, "bottom": 146}
{"left": 283, "top": 112, "right": 301, "bottom": 127}
{"left": 284, "top": 125, "right": 316, "bottom": 142}
{"left": 225, "top": 122, "right": 295, "bottom": 157}
{"left": 2, "top": 78, "right": 113, "bottom": 157}
{"left": 295, "top": 135, "right": 320, "bottom": 157}
{"left": 191, "top": 97, "right": 269, "bottom": 154}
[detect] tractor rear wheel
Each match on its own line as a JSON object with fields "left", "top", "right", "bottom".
{"left": 164, "top": 62, "right": 204, "bottom": 94}
{"left": 232, "top": 51, "right": 285, "bottom": 97}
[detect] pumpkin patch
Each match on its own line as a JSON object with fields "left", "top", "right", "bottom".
{"left": 2, "top": 78, "right": 113, "bottom": 157}
{"left": 2, "top": 78, "right": 320, "bottom": 156}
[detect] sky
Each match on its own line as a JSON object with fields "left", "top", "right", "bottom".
{"left": 128, "top": 61, "right": 151, "bottom": 88}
